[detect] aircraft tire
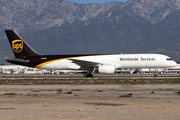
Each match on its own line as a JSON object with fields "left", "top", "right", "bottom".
{"left": 84, "top": 74, "right": 93, "bottom": 78}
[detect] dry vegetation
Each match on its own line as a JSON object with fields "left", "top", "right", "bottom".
{"left": 0, "top": 74, "right": 180, "bottom": 85}
{"left": 0, "top": 74, "right": 180, "bottom": 120}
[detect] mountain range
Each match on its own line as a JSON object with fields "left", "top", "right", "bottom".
{"left": 1, "top": 0, "right": 180, "bottom": 63}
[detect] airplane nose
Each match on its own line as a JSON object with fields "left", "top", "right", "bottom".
{"left": 172, "top": 61, "right": 177, "bottom": 66}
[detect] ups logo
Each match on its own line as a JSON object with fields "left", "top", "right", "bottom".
{"left": 12, "top": 40, "right": 23, "bottom": 53}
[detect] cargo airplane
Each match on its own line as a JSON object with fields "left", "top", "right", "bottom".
{"left": 5, "top": 30, "right": 177, "bottom": 77}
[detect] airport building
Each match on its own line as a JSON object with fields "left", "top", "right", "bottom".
{"left": 116, "top": 64, "right": 180, "bottom": 74}
{"left": 0, "top": 65, "right": 85, "bottom": 74}
{"left": 0, "top": 64, "right": 180, "bottom": 74}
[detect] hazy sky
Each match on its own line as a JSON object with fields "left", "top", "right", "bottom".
{"left": 69, "top": 0, "right": 129, "bottom": 4}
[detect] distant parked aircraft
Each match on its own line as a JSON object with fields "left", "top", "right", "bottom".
{"left": 5, "top": 30, "right": 177, "bottom": 77}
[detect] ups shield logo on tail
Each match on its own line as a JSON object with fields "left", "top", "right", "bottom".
{"left": 12, "top": 40, "right": 23, "bottom": 53}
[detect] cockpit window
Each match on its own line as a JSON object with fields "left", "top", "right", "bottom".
{"left": 166, "top": 58, "right": 173, "bottom": 61}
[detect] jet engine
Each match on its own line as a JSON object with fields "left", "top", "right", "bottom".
{"left": 94, "top": 65, "right": 115, "bottom": 74}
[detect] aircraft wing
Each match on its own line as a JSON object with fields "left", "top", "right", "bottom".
{"left": 68, "top": 59, "right": 101, "bottom": 69}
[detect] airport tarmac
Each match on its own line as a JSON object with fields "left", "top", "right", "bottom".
{"left": 0, "top": 84, "right": 180, "bottom": 120}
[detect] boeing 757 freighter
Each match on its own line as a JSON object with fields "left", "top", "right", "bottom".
{"left": 5, "top": 30, "right": 177, "bottom": 77}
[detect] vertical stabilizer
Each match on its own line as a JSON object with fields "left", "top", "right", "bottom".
{"left": 5, "top": 30, "right": 39, "bottom": 58}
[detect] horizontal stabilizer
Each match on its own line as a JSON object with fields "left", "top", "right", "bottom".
{"left": 4, "top": 57, "right": 29, "bottom": 63}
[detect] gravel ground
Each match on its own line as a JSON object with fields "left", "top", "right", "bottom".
{"left": 0, "top": 84, "right": 180, "bottom": 120}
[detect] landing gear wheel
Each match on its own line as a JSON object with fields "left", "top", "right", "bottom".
{"left": 84, "top": 74, "right": 93, "bottom": 78}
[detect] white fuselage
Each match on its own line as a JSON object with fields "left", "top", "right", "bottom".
{"left": 5, "top": 30, "right": 177, "bottom": 75}
{"left": 36, "top": 54, "right": 177, "bottom": 70}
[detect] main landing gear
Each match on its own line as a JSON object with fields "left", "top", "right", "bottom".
{"left": 84, "top": 68, "right": 93, "bottom": 78}
{"left": 84, "top": 73, "right": 93, "bottom": 77}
